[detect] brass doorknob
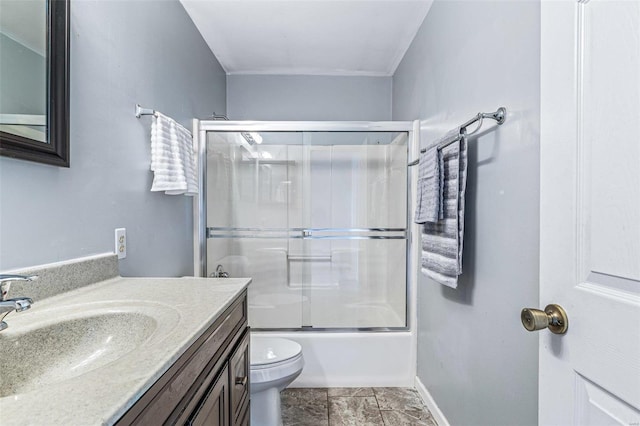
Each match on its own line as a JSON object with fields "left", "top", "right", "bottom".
{"left": 521, "top": 304, "right": 568, "bottom": 334}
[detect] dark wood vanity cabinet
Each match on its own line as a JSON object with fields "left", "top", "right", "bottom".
{"left": 229, "top": 330, "right": 250, "bottom": 425}
{"left": 117, "top": 291, "right": 250, "bottom": 426}
{"left": 187, "top": 364, "right": 230, "bottom": 426}
{"left": 185, "top": 331, "right": 249, "bottom": 426}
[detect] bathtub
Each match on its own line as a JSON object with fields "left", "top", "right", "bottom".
{"left": 253, "top": 330, "right": 417, "bottom": 388}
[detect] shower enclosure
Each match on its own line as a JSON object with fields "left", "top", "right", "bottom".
{"left": 194, "top": 120, "right": 418, "bottom": 385}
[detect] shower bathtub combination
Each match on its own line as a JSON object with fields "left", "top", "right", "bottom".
{"left": 193, "top": 120, "right": 419, "bottom": 387}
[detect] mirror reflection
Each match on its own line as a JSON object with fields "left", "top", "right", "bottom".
{"left": 0, "top": 0, "right": 47, "bottom": 143}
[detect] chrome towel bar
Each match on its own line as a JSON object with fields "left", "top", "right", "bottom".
{"left": 135, "top": 104, "right": 156, "bottom": 118}
{"left": 408, "top": 106, "right": 507, "bottom": 166}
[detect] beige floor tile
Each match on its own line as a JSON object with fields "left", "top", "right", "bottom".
{"left": 280, "top": 387, "right": 436, "bottom": 426}
{"left": 327, "top": 388, "right": 375, "bottom": 397}
{"left": 282, "top": 388, "right": 329, "bottom": 426}
{"left": 373, "top": 387, "right": 425, "bottom": 411}
{"left": 282, "top": 403, "right": 329, "bottom": 426}
{"left": 328, "top": 397, "right": 384, "bottom": 426}
{"left": 282, "top": 388, "right": 328, "bottom": 405}
{"left": 380, "top": 409, "right": 437, "bottom": 426}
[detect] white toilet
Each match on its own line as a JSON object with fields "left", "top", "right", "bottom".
{"left": 250, "top": 336, "right": 304, "bottom": 426}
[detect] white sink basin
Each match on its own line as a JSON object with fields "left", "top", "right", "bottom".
{"left": 0, "top": 302, "right": 179, "bottom": 398}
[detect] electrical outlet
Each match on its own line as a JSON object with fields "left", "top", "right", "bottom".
{"left": 115, "top": 228, "right": 127, "bottom": 259}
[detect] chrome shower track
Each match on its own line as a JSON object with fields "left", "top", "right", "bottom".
{"left": 207, "top": 227, "right": 407, "bottom": 240}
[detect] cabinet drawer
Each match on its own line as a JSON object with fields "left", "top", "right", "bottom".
{"left": 229, "top": 330, "right": 249, "bottom": 425}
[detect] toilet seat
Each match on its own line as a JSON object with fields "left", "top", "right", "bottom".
{"left": 251, "top": 351, "right": 303, "bottom": 370}
{"left": 251, "top": 337, "right": 302, "bottom": 370}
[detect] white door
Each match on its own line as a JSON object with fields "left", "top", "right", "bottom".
{"left": 539, "top": 1, "right": 640, "bottom": 425}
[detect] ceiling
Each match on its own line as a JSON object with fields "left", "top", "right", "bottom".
{"left": 180, "top": 0, "right": 433, "bottom": 77}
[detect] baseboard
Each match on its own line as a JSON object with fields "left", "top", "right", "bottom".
{"left": 415, "top": 376, "right": 450, "bottom": 426}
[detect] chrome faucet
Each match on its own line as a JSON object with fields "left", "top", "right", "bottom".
{"left": 210, "top": 265, "right": 229, "bottom": 278}
{"left": 0, "top": 274, "right": 38, "bottom": 331}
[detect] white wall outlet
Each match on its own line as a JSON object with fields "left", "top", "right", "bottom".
{"left": 115, "top": 228, "right": 127, "bottom": 259}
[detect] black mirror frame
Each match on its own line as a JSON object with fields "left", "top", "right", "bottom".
{"left": 0, "top": 0, "right": 70, "bottom": 167}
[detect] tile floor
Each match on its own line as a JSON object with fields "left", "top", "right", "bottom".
{"left": 280, "top": 387, "right": 437, "bottom": 426}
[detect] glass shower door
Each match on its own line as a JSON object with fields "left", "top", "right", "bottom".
{"left": 205, "top": 129, "right": 408, "bottom": 330}
{"left": 298, "top": 132, "right": 408, "bottom": 329}
{"left": 206, "top": 131, "right": 305, "bottom": 328}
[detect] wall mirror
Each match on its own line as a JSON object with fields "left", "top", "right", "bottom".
{"left": 0, "top": 0, "right": 70, "bottom": 167}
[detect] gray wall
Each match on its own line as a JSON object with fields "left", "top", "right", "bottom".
{"left": 0, "top": 0, "right": 226, "bottom": 276}
{"left": 392, "top": 2, "right": 540, "bottom": 425}
{"left": 227, "top": 74, "right": 391, "bottom": 120}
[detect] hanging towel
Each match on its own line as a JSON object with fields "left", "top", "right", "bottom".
{"left": 414, "top": 145, "right": 443, "bottom": 223}
{"left": 150, "top": 112, "right": 198, "bottom": 196}
{"left": 420, "top": 129, "right": 468, "bottom": 288}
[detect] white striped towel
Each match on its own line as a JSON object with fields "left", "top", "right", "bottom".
{"left": 150, "top": 112, "right": 198, "bottom": 196}
{"left": 420, "top": 129, "right": 468, "bottom": 288}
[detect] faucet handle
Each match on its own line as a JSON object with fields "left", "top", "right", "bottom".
{"left": 4, "top": 297, "right": 34, "bottom": 311}
{"left": 0, "top": 275, "right": 38, "bottom": 301}
{"left": 0, "top": 274, "right": 38, "bottom": 283}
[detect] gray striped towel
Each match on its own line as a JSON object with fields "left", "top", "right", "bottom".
{"left": 420, "top": 129, "right": 468, "bottom": 288}
{"left": 414, "top": 144, "right": 443, "bottom": 223}
{"left": 414, "top": 129, "right": 461, "bottom": 226}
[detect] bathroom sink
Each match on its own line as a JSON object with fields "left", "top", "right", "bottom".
{"left": 0, "top": 276, "right": 250, "bottom": 425}
{"left": 0, "top": 302, "right": 179, "bottom": 398}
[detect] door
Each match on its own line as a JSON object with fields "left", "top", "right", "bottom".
{"left": 539, "top": 1, "right": 640, "bottom": 425}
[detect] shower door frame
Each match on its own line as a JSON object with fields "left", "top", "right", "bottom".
{"left": 193, "top": 119, "right": 416, "bottom": 332}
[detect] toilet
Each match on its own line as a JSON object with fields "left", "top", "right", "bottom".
{"left": 250, "top": 336, "right": 304, "bottom": 426}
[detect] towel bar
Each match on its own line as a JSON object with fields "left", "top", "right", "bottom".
{"left": 408, "top": 106, "right": 507, "bottom": 166}
{"left": 135, "top": 104, "right": 156, "bottom": 118}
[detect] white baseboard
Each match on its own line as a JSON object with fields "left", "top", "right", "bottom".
{"left": 415, "top": 376, "right": 450, "bottom": 426}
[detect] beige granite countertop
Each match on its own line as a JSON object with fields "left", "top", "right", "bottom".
{"left": 0, "top": 276, "right": 251, "bottom": 425}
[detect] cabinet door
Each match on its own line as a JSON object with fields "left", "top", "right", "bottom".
{"left": 188, "top": 365, "right": 230, "bottom": 426}
{"left": 229, "top": 330, "right": 250, "bottom": 425}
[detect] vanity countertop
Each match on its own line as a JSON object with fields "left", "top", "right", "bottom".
{"left": 0, "top": 276, "right": 251, "bottom": 425}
